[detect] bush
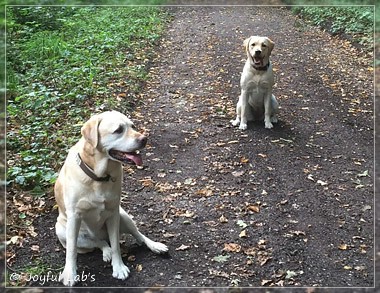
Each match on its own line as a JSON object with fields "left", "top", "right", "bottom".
{"left": 291, "top": 6, "right": 374, "bottom": 47}
{"left": 6, "top": 6, "right": 169, "bottom": 193}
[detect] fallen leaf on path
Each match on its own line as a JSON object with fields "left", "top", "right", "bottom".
{"left": 343, "top": 265, "right": 352, "bottom": 270}
{"left": 259, "top": 255, "right": 272, "bottom": 266}
{"left": 7, "top": 236, "right": 23, "bottom": 245}
{"left": 237, "top": 220, "right": 248, "bottom": 229}
{"left": 239, "top": 230, "right": 247, "bottom": 238}
{"left": 285, "top": 270, "right": 298, "bottom": 279}
{"left": 139, "top": 177, "right": 155, "bottom": 187}
{"left": 31, "top": 245, "right": 40, "bottom": 252}
{"left": 127, "top": 255, "right": 136, "bottom": 262}
{"left": 196, "top": 188, "right": 213, "bottom": 197}
{"left": 227, "top": 140, "right": 239, "bottom": 144}
{"left": 209, "top": 268, "right": 229, "bottom": 278}
{"left": 317, "top": 179, "right": 328, "bottom": 186}
{"left": 157, "top": 172, "right": 166, "bottom": 178}
{"left": 357, "top": 170, "right": 369, "bottom": 177}
{"left": 176, "top": 210, "right": 195, "bottom": 218}
{"left": 258, "top": 239, "right": 267, "bottom": 245}
{"left": 362, "top": 205, "right": 371, "bottom": 211}
{"left": 213, "top": 254, "right": 230, "bottom": 263}
{"left": 240, "top": 157, "right": 249, "bottom": 163}
{"left": 223, "top": 243, "right": 241, "bottom": 253}
{"left": 232, "top": 170, "right": 245, "bottom": 177}
{"left": 338, "top": 244, "right": 348, "bottom": 250}
{"left": 163, "top": 232, "right": 178, "bottom": 238}
{"left": 284, "top": 230, "right": 306, "bottom": 238}
{"left": 136, "top": 264, "right": 143, "bottom": 272}
{"left": 354, "top": 265, "right": 366, "bottom": 271}
{"left": 184, "top": 178, "right": 196, "bottom": 185}
{"left": 219, "top": 214, "right": 228, "bottom": 223}
{"left": 247, "top": 204, "right": 260, "bottom": 213}
{"left": 261, "top": 279, "right": 273, "bottom": 286}
{"left": 175, "top": 244, "right": 190, "bottom": 251}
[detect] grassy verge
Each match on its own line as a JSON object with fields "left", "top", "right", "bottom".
{"left": 6, "top": 6, "right": 170, "bottom": 195}
{"left": 284, "top": 0, "right": 375, "bottom": 50}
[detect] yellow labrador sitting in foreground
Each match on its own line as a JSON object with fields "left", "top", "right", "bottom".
{"left": 55, "top": 111, "right": 168, "bottom": 286}
{"left": 231, "top": 36, "right": 279, "bottom": 130}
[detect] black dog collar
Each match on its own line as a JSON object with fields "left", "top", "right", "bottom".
{"left": 252, "top": 61, "right": 270, "bottom": 71}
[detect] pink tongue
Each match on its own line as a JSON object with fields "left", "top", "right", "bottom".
{"left": 125, "top": 153, "right": 143, "bottom": 166}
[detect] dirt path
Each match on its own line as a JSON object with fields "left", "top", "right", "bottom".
{"left": 9, "top": 6, "right": 374, "bottom": 290}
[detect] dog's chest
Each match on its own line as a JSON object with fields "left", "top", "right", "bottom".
{"left": 76, "top": 190, "right": 120, "bottom": 223}
{"left": 245, "top": 74, "right": 271, "bottom": 93}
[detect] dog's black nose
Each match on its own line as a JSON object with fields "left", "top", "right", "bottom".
{"left": 140, "top": 135, "right": 147, "bottom": 147}
{"left": 255, "top": 50, "right": 261, "bottom": 56}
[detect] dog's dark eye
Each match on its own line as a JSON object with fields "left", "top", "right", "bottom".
{"left": 113, "top": 125, "right": 124, "bottom": 134}
{"left": 251, "top": 43, "right": 255, "bottom": 46}
{"left": 262, "top": 44, "right": 267, "bottom": 47}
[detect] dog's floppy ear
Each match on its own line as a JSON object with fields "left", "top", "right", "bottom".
{"left": 81, "top": 115, "right": 101, "bottom": 148}
{"left": 267, "top": 37, "right": 275, "bottom": 54}
{"left": 243, "top": 37, "right": 252, "bottom": 53}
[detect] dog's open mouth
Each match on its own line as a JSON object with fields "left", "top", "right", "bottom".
{"left": 253, "top": 56, "right": 263, "bottom": 67}
{"left": 109, "top": 150, "right": 143, "bottom": 166}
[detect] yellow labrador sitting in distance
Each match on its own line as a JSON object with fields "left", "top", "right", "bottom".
{"left": 55, "top": 111, "right": 168, "bottom": 286}
{"left": 231, "top": 36, "right": 279, "bottom": 130}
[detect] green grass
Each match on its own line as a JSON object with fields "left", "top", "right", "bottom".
{"left": 293, "top": 6, "right": 374, "bottom": 46}
{"left": 6, "top": 6, "right": 169, "bottom": 193}
{"left": 284, "top": 0, "right": 376, "bottom": 35}
{"left": 7, "top": 258, "right": 64, "bottom": 286}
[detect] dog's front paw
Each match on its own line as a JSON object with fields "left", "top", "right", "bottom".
{"left": 112, "top": 263, "right": 130, "bottom": 280}
{"left": 102, "top": 246, "right": 112, "bottom": 262}
{"left": 59, "top": 267, "right": 77, "bottom": 286}
{"left": 239, "top": 122, "right": 248, "bottom": 130}
{"left": 231, "top": 118, "right": 240, "bottom": 127}
{"left": 265, "top": 121, "right": 274, "bottom": 129}
{"left": 149, "top": 241, "right": 169, "bottom": 254}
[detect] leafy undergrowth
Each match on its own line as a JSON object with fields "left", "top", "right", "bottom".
{"left": 289, "top": 4, "right": 374, "bottom": 49}
{"left": 6, "top": 6, "right": 169, "bottom": 194}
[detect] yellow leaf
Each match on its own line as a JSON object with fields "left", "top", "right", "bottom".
{"left": 338, "top": 244, "right": 348, "bottom": 250}
{"left": 343, "top": 265, "right": 352, "bottom": 270}
{"left": 136, "top": 264, "right": 143, "bottom": 272}
{"left": 239, "top": 230, "right": 247, "bottom": 238}
{"left": 240, "top": 157, "right": 249, "bottom": 164}
{"left": 219, "top": 214, "right": 228, "bottom": 223}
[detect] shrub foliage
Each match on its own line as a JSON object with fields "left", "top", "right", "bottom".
{"left": 292, "top": 6, "right": 374, "bottom": 46}
{"left": 6, "top": 6, "right": 168, "bottom": 193}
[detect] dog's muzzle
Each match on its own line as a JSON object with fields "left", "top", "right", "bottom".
{"left": 108, "top": 135, "right": 147, "bottom": 166}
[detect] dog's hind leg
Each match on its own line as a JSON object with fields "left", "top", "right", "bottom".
{"left": 270, "top": 94, "right": 279, "bottom": 124}
{"left": 231, "top": 96, "right": 242, "bottom": 127}
{"left": 119, "top": 207, "right": 168, "bottom": 254}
